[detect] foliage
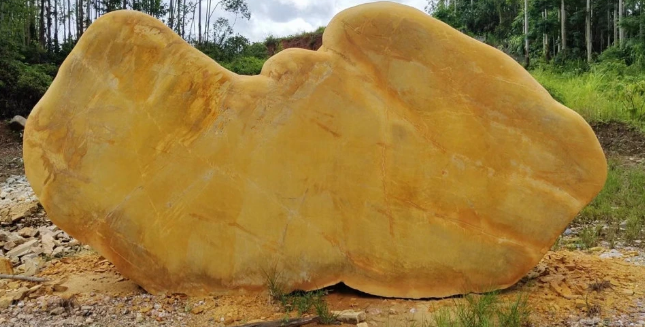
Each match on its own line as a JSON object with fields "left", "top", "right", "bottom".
{"left": 578, "top": 159, "right": 645, "bottom": 245}
{"left": 427, "top": 0, "right": 645, "bottom": 67}
{"left": 222, "top": 56, "right": 265, "bottom": 75}
{"left": 264, "top": 268, "right": 337, "bottom": 323}
{"left": 0, "top": 0, "right": 253, "bottom": 118}
{"left": 431, "top": 292, "right": 531, "bottom": 327}
{"left": 531, "top": 65, "right": 645, "bottom": 124}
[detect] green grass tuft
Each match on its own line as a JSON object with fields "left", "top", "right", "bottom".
{"left": 430, "top": 292, "right": 531, "bottom": 327}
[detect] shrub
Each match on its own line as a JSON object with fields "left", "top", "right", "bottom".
{"left": 222, "top": 56, "right": 266, "bottom": 75}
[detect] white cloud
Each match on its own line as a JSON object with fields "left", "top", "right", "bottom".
{"left": 209, "top": 0, "right": 429, "bottom": 42}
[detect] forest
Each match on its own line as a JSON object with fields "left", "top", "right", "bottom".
{"left": 0, "top": 0, "right": 267, "bottom": 118}
{"left": 1, "top": 0, "right": 645, "bottom": 127}
{"left": 428, "top": 0, "right": 645, "bottom": 126}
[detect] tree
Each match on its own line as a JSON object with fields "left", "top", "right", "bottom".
{"left": 618, "top": 0, "right": 625, "bottom": 48}
{"left": 561, "top": 0, "right": 566, "bottom": 51}
{"left": 586, "top": 0, "right": 592, "bottom": 61}
{"left": 524, "top": 0, "right": 529, "bottom": 67}
{"left": 39, "top": 0, "right": 45, "bottom": 47}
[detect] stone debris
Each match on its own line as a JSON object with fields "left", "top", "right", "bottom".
{"left": 0, "top": 256, "right": 13, "bottom": 274}
{"left": 600, "top": 249, "right": 624, "bottom": 259}
{"left": 0, "top": 175, "right": 83, "bottom": 277}
{"left": 332, "top": 310, "right": 366, "bottom": 324}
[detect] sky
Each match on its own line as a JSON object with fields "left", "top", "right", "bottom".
{"left": 221, "top": 0, "right": 428, "bottom": 42}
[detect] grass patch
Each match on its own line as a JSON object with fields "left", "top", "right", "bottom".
{"left": 264, "top": 268, "right": 337, "bottom": 324}
{"left": 430, "top": 292, "right": 531, "bottom": 327}
{"left": 531, "top": 67, "right": 645, "bottom": 128}
{"left": 577, "top": 159, "right": 645, "bottom": 245}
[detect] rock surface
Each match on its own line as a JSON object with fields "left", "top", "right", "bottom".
{"left": 23, "top": 3, "right": 607, "bottom": 298}
{"left": 8, "top": 116, "right": 26, "bottom": 131}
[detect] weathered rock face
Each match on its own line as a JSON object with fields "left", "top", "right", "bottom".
{"left": 23, "top": 2, "right": 607, "bottom": 298}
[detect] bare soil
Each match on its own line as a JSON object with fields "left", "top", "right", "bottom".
{"left": 591, "top": 120, "right": 645, "bottom": 161}
{"left": 0, "top": 123, "right": 24, "bottom": 183}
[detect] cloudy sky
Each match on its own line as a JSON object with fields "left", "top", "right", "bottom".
{"left": 220, "top": 0, "right": 428, "bottom": 42}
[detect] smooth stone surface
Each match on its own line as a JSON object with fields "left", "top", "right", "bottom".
{"left": 23, "top": 2, "right": 607, "bottom": 298}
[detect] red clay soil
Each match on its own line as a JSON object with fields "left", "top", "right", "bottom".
{"left": 266, "top": 33, "right": 323, "bottom": 56}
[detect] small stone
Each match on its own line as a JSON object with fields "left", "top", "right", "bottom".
{"left": 0, "top": 296, "right": 12, "bottom": 308}
{"left": 41, "top": 234, "right": 55, "bottom": 255}
{"left": 17, "top": 228, "right": 37, "bottom": 238}
{"left": 599, "top": 249, "right": 623, "bottom": 259}
{"left": 622, "top": 289, "right": 634, "bottom": 296}
{"left": 52, "top": 246, "right": 64, "bottom": 257}
{"left": 6, "top": 239, "right": 38, "bottom": 258}
{"left": 135, "top": 313, "right": 144, "bottom": 322}
{"left": 53, "top": 284, "right": 68, "bottom": 292}
{"left": 50, "top": 307, "right": 65, "bottom": 315}
{"left": 357, "top": 323, "right": 369, "bottom": 327}
{"left": 3, "top": 241, "right": 16, "bottom": 251}
{"left": 332, "top": 310, "right": 366, "bottom": 324}
{"left": 0, "top": 256, "right": 13, "bottom": 274}
{"left": 86, "top": 318, "right": 94, "bottom": 323}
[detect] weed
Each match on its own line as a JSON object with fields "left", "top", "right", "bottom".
{"left": 578, "top": 225, "right": 603, "bottom": 249}
{"left": 588, "top": 280, "right": 612, "bottom": 292}
{"left": 262, "top": 266, "right": 286, "bottom": 303}
{"left": 313, "top": 294, "right": 338, "bottom": 324}
{"left": 263, "top": 271, "right": 336, "bottom": 323}
{"left": 431, "top": 292, "right": 531, "bottom": 327}
{"left": 577, "top": 160, "right": 645, "bottom": 246}
{"left": 584, "top": 294, "right": 602, "bottom": 317}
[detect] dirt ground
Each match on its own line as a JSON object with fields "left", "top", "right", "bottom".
{"left": 1, "top": 120, "right": 644, "bottom": 327}
{"left": 0, "top": 124, "right": 24, "bottom": 183}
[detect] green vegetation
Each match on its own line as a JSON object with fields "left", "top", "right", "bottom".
{"left": 531, "top": 61, "right": 645, "bottom": 126}
{"left": 398, "top": 292, "right": 531, "bottom": 327}
{"left": 264, "top": 268, "right": 337, "bottom": 324}
{"left": 577, "top": 159, "right": 645, "bottom": 247}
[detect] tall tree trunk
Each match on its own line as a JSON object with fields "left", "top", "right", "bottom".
{"left": 614, "top": 2, "right": 618, "bottom": 45}
{"left": 39, "top": 0, "right": 46, "bottom": 47}
{"left": 30, "top": 0, "right": 37, "bottom": 45}
{"left": 180, "top": 0, "right": 185, "bottom": 38}
{"left": 54, "top": 0, "right": 59, "bottom": 51}
{"left": 524, "top": 0, "right": 529, "bottom": 68}
{"left": 123, "top": 0, "right": 127, "bottom": 9}
{"left": 67, "top": 0, "right": 72, "bottom": 41}
{"left": 62, "top": 0, "right": 66, "bottom": 43}
{"left": 85, "top": 0, "right": 90, "bottom": 29}
{"left": 543, "top": 9, "right": 549, "bottom": 61}
{"left": 607, "top": 6, "right": 611, "bottom": 48}
{"left": 205, "top": 0, "right": 210, "bottom": 41}
{"left": 47, "top": 0, "right": 52, "bottom": 51}
{"left": 586, "top": 0, "right": 592, "bottom": 62}
{"left": 561, "top": 0, "right": 566, "bottom": 51}
{"left": 619, "top": 0, "right": 624, "bottom": 47}
{"left": 638, "top": 0, "right": 643, "bottom": 42}
{"left": 169, "top": 0, "right": 174, "bottom": 29}
{"left": 77, "top": 0, "right": 83, "bottom": 38}
{"left": 198, "top": 0, "right": 202, "bottom": 43}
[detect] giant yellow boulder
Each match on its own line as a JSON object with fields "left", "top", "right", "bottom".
{"left": 23, "top": 2, "right": 607, "bottom": 298}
